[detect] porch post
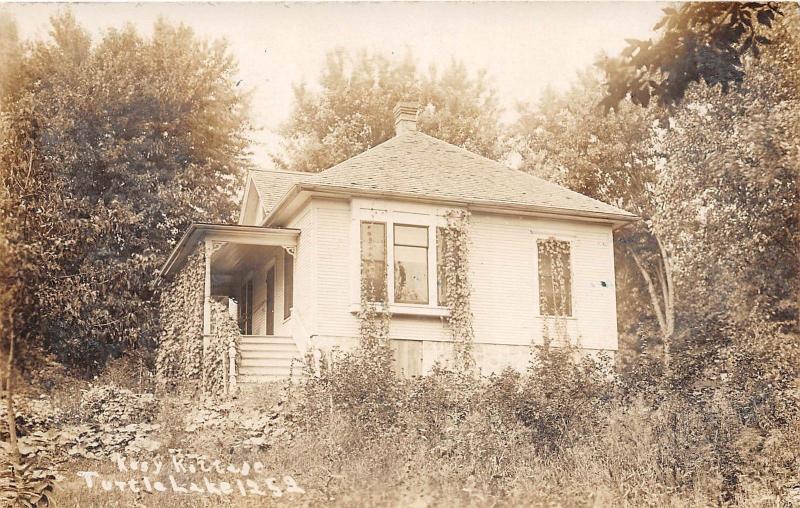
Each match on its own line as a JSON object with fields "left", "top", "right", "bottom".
{"left": 203, "top": 240, "right": 212, "bottom": 336}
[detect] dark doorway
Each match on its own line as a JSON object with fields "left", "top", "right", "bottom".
{"left": 239, "top": 279, "right": 253, "bottom": 335}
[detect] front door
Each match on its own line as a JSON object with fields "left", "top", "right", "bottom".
{"left": 239, "top": 279, "right": 253, "bottom": 335}
{"left": 266, "top": 267, "right": 275, "bottom": 335}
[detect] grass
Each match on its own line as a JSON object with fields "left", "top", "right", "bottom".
{"left": 12, "top": 343, "right": 800, "bottom": 507}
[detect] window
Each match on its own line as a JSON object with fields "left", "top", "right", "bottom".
{"left": 394, "top": 224, "right": 429, "bottom": 304}
{"left": 436, "top": 227, "right": 448, "bottom": 306}
{"left": 538, "top": 239, "right": 572, "bottom": 317}
{"left": 283, "top": 254, "right": 293, "bottom": 320}
{"left": 360, "top": 222, "right": 387, "bottom": 301}
{"left": 239, "top": 279, "right": 254, "bottom": 334}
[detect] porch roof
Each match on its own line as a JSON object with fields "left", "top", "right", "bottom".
{"left": 159, "top": 222, "right": 299, "bottom": 279}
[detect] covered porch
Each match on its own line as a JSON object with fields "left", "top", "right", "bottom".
{"left": 160, "top": 223, "right": 305, "bottom": 384}
{"left": 161, "top": 223, "right": 300, "bottom": 336}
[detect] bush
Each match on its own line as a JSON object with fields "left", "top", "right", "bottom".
{"left": 284, "top": 328, "right": 800, "bottom": 506}
{"left": 513, "top": 345, "right": 615, "bottom": 450}
{"left": 298, "top": 343, "right": 403, "bottom": 437}
{"left": 79, "top": 384, "right": 156, "bottom": 425}
{"left": 94, "top": 351, "right": 155, "bottom": 392}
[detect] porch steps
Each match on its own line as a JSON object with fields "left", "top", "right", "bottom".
{"left": 237, "top": 335, "right": 304, "bottom": 384}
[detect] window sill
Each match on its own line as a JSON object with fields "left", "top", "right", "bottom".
{"left": 349, "top": 303, "right": 450, "bottom": 318}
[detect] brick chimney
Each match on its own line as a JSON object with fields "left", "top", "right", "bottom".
{"left": 393, "top": 101, "right": 419, "bottom": 135}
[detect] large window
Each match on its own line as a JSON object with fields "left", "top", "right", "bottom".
{"left": 538, "top": 239, "right": 572, "bottom": 317}
{"left": 394, "top": 224, "right": 429, "bottom": 304}
{"left": 360, "top": 222, "right": 387, "bottom": 301}
{"left": 283, "top": 253, "right": 293, "bottom": 320}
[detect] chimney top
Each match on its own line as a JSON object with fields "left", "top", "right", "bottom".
{"left": 393, "top": 101, "right": 419, "bottom": 135}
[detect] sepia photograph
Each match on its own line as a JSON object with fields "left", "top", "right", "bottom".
{"left": 0, "top": 1, "right": 798, "bottom": 506}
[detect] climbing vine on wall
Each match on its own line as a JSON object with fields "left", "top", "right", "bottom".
{"left": 204, "top": 301, "right": 241, "bottom": 397}
{"left": 441, "top": 209, "right": 476, "bottom": 374}
{"left": 357, "top": 273, "right": 391, "bottom": 351}
{"left": 537, "top": 238, "right": 573, "bottom": 347}
{"left": 156, "top": 245, "right": 240, "bottom": 396}
{"left": 156, "top": 246, "right": 205, "bottom": 384}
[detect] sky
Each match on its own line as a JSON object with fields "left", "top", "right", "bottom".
{"left": 6, "top": 1, "right": 668, "bottom": 166}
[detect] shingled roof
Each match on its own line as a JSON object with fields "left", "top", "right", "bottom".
{"left": 250, "top": 169, "right": 315, "bottom": 213}
{"left": 250, "top": 130, "right": 636, "bottom": 222}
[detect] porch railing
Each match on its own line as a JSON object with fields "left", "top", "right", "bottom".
{"left": 226, "top": 336, "right": 237, "bottom": 394}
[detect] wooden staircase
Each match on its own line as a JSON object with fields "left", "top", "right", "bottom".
{"left": 237, "top": 335, "right": 303, "bottom": 384}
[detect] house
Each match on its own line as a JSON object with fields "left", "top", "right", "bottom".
{"left": 158, "top": 102, "right": 637, "bottom": 385}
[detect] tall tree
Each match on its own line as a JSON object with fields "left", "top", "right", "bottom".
{"left": 655, "top": 12, "right": 799, "bottom": 353}
{"left": 0, "top": 13, "right": 250, "bottom": 373}
{"left": 278, "top": 49, "right": 502, "bottom": 172}
{"left": 599, "top": 2, "right": 786, "bottom": 110}
{"left": 601, "top": 3, "right": 800, "bottom": 333}
{"left": 518, "top": 12, "right": 800, "bottom": 377}
{"left": 0, "top": 11, "right": 22, "bottom": 466}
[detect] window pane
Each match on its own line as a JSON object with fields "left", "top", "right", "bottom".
{"left": 361, "top": 222, "right": 386, "bottom": 300}
{"left": 538, "top": 240, "right": 572, "bottom": 317}
{"left": 394, "top": 245, "right": 429, "bottom": 304}
{"left": 436, "top": 227, "right": 448, "bottom": 306}
{"left": 361, "top": 223, "right": 386, "bottom": 260}
{"left": 394, "top": 225, "right": 428, "bottom": 247}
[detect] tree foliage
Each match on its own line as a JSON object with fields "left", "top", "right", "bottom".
{"left": 278, "top": 49, "right": 502, "bottom": 172}
{"left": 600, "top": 2, "right": 786, "bottom": 110}
{"left": 655, "top": 12, "right": 800, "bottom": 365}
{"left": 0, "top": 13, "right": 249, "bottom": 374}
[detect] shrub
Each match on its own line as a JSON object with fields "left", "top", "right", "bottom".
{"left": 404, "top": 365, "right": 478, "bottom": 438}
{"left": 286, "top": 320, "right": 799, "bottom": 505}
{"left": 0, "top": 396, "right": 62, "bottom": 440}
{"left": 94, "top": 351, "right": 155, "bottom": 392}
{"left": 513, "top": 344, "right": 614, "bottom": 451}
{"left": 79, "top": 384, "right": 156, "bottom": 425}
{"left": 299, "top": 342, "right": 403, "bottom": 436}
{"left": 0, "top": 462, "right": 55, "bottom": 507}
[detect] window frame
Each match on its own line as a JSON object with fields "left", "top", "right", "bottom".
{"left": 353, "top": 203, "right": 448, "bottom": 312}
{"left": 535, "top": 237, "right": 575, "bottom": 318}
{"left": 393, "top": 223, "right": 430, "bottom": 305}
{"left": 360, "top": 221, "right": 388, "bottom": 302}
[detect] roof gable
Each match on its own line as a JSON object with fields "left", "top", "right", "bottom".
{"left": 249, "top": 169, "right": 315, "bottom": 214}
{"left": 247, "top": 131, "right": 636, "bottom": 224}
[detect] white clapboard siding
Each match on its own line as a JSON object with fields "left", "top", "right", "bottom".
{"left": 314, "top": 201, "right": 358, "bottom": 338}
{"left": 470, "top": 212, "right": 618, "bottom": 350}
{"left": 307, "top": 198, "right": 618, "bottom": 352}
{"left": 279, "top": 205, "right": 315, "bottom": 338}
